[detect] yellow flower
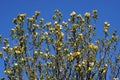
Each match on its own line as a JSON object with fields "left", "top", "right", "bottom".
{"left": 105, "top": 63, "right": 108, "bottom": 67}
{"left": 113, "top": 78, "right": 118, "bottom": 80}
{"left": 104, "top": 21, "right": 110, "bottom": 27}
{"left": 66, "top": 53, "right": 74, "bottom": 61}
{"left": 27, "top": 18, "right": 34, "bottom": 22}
{"left": 13, "top": 46, "right": 18, "bottom": 51}
{"left": 0, "top": 52, "right": 3, "bottom": 56}
{"left": 15, "top": 50, "right": 21, "bottom": 55}
{"left": 92, "top": 10, "right": 97, "bottom": 14}
{"left": 4, "top": 38, "right": 8, "bottom": 44}
{"left": 82, "top": 60, "right": 86, "bottom": 66}
{"left": 44, "top": 53, "right": 48, "bottom": 58}
{"left": 77, "top": 14, "right": 82, "bottom": 19}
{"left": 34, "top": 51, "right": 38, "bottom": 55}
{"left": 41, "top": 36, "right": 45, "bottom": 40}
{"left": 70, "top": 11, "right": 76, "bottom": 17}
{"left": 88, "top": 44, "right": 94, "bottom": 49}
{"left": 46, "top": 22, "right": 52, "bottom": 27}
{"left": 94, "top": 45, "right": 98, "bottom": 51}
{"left": 84, "top": 12, "right": 90, "bottom": 18}
{"left": 35, "top": 11, "right": 40, "bottom": 16}
{"left": 21, "top": 57, "right": 25, "bottom": 62}
{"left": 13, "top": 18, "right": 17, "bottom": 24}
{"left": 8, "top": 48, "right": 13, "bottom": 53}
{"left": 75, "top": 63, "right": 81, "bottom": 71}
{"left": 11, "top": 28, "right": 15, "bottom": 33}
{"left": 6, "top": 70, "right": 12, "bottom": 75}
{"left": 55, "top": 9, "right": 59, "bottom": 14}
{"left": 104, "top": 28, "right": 108, "bottom": 32}
{"left": 95, "top": 40, "right": 99, "bottom": 44}
{"left": 39, "top": 51, "right": 43, "bottom": 55}
{"left": 61, "top": 32, "right": 64, "bottom": 38}
{"left": 19, "top": 13, "right": 26, "bottom": 18}
{"left": 73, "top": 52, "right": 80, "bottom": 57}
{"left": 78, "top": 33, "right": 83, "bottom": 39}
{"left": 54, "top": 21, "right": 58, "bottom": 26}
{"left": 89, "top": 62, "right": 94, "bottom": 67}
{"left": 88, "top": 67, "right": 92, "bottom": 71}
{"left": 40, "top": 18, "right": 44, "bottom": 22}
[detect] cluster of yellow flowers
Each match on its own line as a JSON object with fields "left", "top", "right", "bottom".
{"left": 88, "top": 43, "right": 98, "bottom": 51}
{"left": 104, "top": 21, "right": 110, "bottom": 32}
{"left": 66, "top": 52, "right": 81, "bottom": 61}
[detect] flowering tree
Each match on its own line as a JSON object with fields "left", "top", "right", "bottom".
{"left": 0, "top": 9, "right": 120, "bottom": 80}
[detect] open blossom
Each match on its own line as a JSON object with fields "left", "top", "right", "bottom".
{"left": 27, "top": 17, "right": 34, "bottom": 22}
{"left": 35, "top": 11, "right": 40, "bottom": 16}
{"left": 84, "top": 12, "right": 90, "bottom": 18}
{"left": 70, "top": 11, "right": 76, "bottom": 17}
{"left": 104, "top": 21, "right": 110, "bottom": 27}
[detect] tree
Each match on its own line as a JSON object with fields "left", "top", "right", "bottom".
{"left": 0, "top": 9, "right": 120, "bottom": 80}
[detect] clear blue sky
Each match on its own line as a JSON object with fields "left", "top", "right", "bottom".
{"left": 0, "top": 0, "right": 120, "bottom": 79}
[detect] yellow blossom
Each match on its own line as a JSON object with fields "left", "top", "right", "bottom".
{"left": 70, "top": 11, "right": 76, "bottom": 17}
{"left": 95, "top": 40, "right": 99, "bottom": 44}
{"left": 104, "top": 21, "right": 110, "bottom": 27}
{"left": 6, "top": 70, "right": 12, "bottom": 75}
{"left": 21, "top": 57, "right": 25, "bottom": 62}
{"left": 27, "top": 18, "right": 34, "bottom": 22}
{"left": 88, "top": 67, "right": 92, "bottom": 71}
{"left": 84, "top": 12, "right": 90, "bottom": 18}
{"left": 15, "top": 50, "right": 21, "bottom": 55}
{"left": 39, "top": 51, "right": 43, "bottom": 55}
{"left": 82, "top": 60, "right": 86, "bottom": 66}
{"left": 11, "top": 28, "right": 15, "bottom": 33}
{"left": 92, "top": 10, "right": 97, "bottom": 14}
{"left": 0, "top": 52, "right": 3, "bottom": 56}
{"left": 77, "top": 14, "right": 82, "bottom": 19}
{"left": 46, "top": 22, "right": 52, "bottom": 27}
{"left": 44, "top": 53, "right": 48, "bottom": 58}
{"left": 104, "top": 28, "right": 108, "bottom": 32}
{"left": 73, "top": 52, "right": 80, "bottom": 57}
{"left": 35, "top": 11, "right": 40, "bottom": 16}
{"left": 78, "top": 33, "right": 83, "bottom": 39}
{"left": 19, "top": 13, "right": 26, "bottom": 18}
{"left": 89, "top": 62, "right": 94, "bottom": 67}
{"left": 34, "top": 51, "right": 38, "bottom": 55}
{"left": 61, "top": 32, "right": 64, "bottom": 38}
{"left": 94, "top": 45, "right": 98, "bottom": 51}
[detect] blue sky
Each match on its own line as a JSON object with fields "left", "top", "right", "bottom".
{"left": 0, "top": 0, "right": 120, "bottom": 79}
